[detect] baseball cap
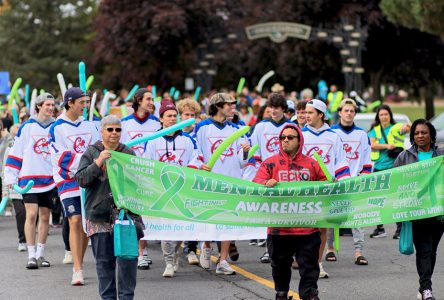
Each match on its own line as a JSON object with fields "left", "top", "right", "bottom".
{"left": 209, "top": 93, "right": 237, "bottom": 106}
{"left": 36, "top": 92, "right": 55, "bottom": 105}
{"left": 306, "top": 99, "right": 328, "bottom": 119}
{"left": 64, "top": 87, "right": 89, "bottom": 104}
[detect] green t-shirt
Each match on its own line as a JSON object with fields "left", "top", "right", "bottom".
{"left": 368, "top": 124, "right": 395, "bottom": 171}
{"left": 418, "top": 150, "right": 433, "bottom": 161}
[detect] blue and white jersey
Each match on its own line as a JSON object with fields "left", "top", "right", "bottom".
{"left": 121, "top": 113, "right": 161, "bottom": 156}
{"left": 302, "top": 124, "right": 351, "bottom": 180}
{"left": 193, "top": 118, "right": 248, "bottom": 178}
{"left": 4, "top": 117, "right": 56, "bottom": 193}
{"left": 250, "top": 118, "right": 293, "bottom": 162}
{"left": 331, "top": 124, "right": 372, "bottom": 176}
{"left": 49, "top": 114, "right": 100, "bottom": 200}
{"left": 144, "top": 131, "right": 202, "bottom": 169}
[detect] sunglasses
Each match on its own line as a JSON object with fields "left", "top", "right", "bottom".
{"left": 106, "top": 127, "right": 122, "bottom": 133}
{"left": 279, "top": 135, "right": 298, "bottom": 141}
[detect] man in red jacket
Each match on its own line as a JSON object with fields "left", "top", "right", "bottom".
{"left": 253, "top": 123, "right": 326, "bottom": 300}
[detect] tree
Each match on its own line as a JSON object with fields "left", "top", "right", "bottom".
{"left": 0, "top": 0, "right": 96, "bottom": 96}
{"left": 380, "top": 0, "right": 444, "bottom": 40}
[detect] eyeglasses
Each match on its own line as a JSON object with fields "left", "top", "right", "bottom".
{"left": 279, "top": 135, "right": 298, "bottom": 141}
{"left": 106, "top": 127, "right": 122, "bottom": 133}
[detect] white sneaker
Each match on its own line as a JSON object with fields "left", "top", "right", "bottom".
{"left": 71, "top": 269, "right": 84, "bottom": 285}
{"left": 319, "top": 262, "right": 329, "bottom": 278}
{"left": 187, "top": 251, "right": 199, "bottom": 265}
{"left": 200, "top": 247, "right": 211, "bottom": 269}
{"left": 4, "top": 210, "right": 12, "bottom": 217}
{"left": 17, "top": 243, "right": 27, "bottom": 252}
{"left": 63, "top": 251, "right": 73, "bottom": 264}
{"left": 162, "top": 264, "right": 175, "bottom": 278}
{"left": 216, "top": 260, "right": 236, "bottom": 275}
{"left": 173, "top": 254, "right": 179, "bottom": 272}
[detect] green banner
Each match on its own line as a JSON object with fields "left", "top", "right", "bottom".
{"left": 107, "top": 152, "right": 444, "bottom": 228}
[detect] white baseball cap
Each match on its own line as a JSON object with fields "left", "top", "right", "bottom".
{"left": 306, "top": 99, "right": 328, "bottom": 119}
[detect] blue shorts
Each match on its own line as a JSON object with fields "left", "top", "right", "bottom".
{"left": 61, "top": 196, "right": 82, "bottom": 217}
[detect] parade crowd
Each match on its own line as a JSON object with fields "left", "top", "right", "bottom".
{"left": 0, "top": 81, "right": 443, "bottom": 300}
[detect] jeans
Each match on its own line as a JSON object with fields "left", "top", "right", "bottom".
{"left": 91, "top": 232, "right": 138, "bottom": 300}
{"left": 327, "top": 227, "right": 364, "bottom": 252}
{"left": 268, "top": 232, "right": 321, "bottom": 299}
{"left": 412, "top": 218, "right": 444, "bottom": 292}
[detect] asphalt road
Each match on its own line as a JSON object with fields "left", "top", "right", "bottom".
{"left": 0, "top": 216, "right": 443, "bottom": 300}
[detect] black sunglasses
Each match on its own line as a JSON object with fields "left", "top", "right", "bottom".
{"left": 279, "top": 135, "right": 298, "bottom": 141}
{"left": 106, "top": 127, "right": 122, "bottom": 132}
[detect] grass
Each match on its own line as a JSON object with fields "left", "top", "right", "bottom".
{"left": 389, "top": 106, "right": 444, "bottom": 121}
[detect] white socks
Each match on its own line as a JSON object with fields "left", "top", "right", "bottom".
{"left": 36, "top": 243, "right": 45, "bottom": 258}
{"left": 28, "top": 245, "right": 36, "bottom": 259}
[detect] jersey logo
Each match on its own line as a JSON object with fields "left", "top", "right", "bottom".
{"left": 157, "top": 149, "right": 186, "bottom": 166}
{"left": 304, "top": 144, "right": 332, "bottom": 164}
{"left": 208, "top": 137, "right": 234, "bottom": 162}
{"left": 128, "top": 131, "right": 153, "bottom": 155}
{"left": 32, "top": 135, "right": 50, "bottom": 159}
{"left": 67, "top": 133, "right": 92, "bottom": 154}
{"left": 264, "top": 134, "right": 280, "bottom": 153}
{"left": 278, "top": 168, "right": 311, "bottom": 182}
{"left": 343, "top": 141, "right": 361, "bottom": 161}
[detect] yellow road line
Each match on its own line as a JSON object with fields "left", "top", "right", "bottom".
{"left": 196, "top": 249, "right": 300, "bottom": 300}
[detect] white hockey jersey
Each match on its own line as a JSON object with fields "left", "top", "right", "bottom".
{"left": 331, "top": 124, "right": 373, "bottom": 176}
{"left": 144, "top": 130, "right": 202, "bottom": 169}
{"left": 121, "top": 113, "right": 161, "bottom": 156}
{"left": 49, "top": 114, "right": 100, "bottom": 200}
{"left": 250, "top": 118, "right": 293, "bottom": 162}
{"left": 4, "top": 118, "right": 56, "bottom": 193}
{"left": 301, "top": 124, "right": 351, "bottom": 180}
{"left": 193, "top": 119, "right": 248, "bottom": 178}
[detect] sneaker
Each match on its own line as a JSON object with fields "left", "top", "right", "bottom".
{"left": 4, "top": 210, "right": 12, "bottom": 217}
{"left": 71, "top": 269, "right": 84, "bottom": 286}
{"left": 260, "top": 252, "right": 271, "bottom": 263}
{"left": 187, "top": 251, "right": 199, "bottom": 265}
{"left": 229, "top": 243, "right": 239, "bottom": 261}
{"left": 249, "top": 239, "right": 257, "bottom": 246}
{"left": 173, "top": 254, "right": 179, "bottom": 272}
{"left": 393, "top": 230, "right": 400, "bottom": 239}
{"left": 137, "top": 255, "right": 151, "bottom": 270}
{"left": 18, "top": 243, "right": 27, "bottom": 252}
{"left": 216, "top": 260, "right": 236, "bottom": 275}
{"left": 319, "top": 262, "right": 329, "bottom": 278}
{"left": 200, "top": 247, "right": 211, "bottom": 269}
{"left": 257, "top": 239, "right": 266, "bottom": 247}
{"left": 162, "top": 264, "right": 175, "bottom": 278}
{"left": 419, "top": 289, "right": 435, "bottom": 300}
{"left": 63, "top": 250, "right": 73, "bottom": 264}
{"left": 26, "top": 257, "right": 38, "bottom": 269}
{"left": 369, "top": 228, "right": 387, "bottom": 238}
{"left": 37, "top": 257, "right": 50, "bottom": 267}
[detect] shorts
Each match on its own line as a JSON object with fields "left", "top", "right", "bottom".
{"left": 61, "top": 196, "right": 82, "bottom": 217}
{"left": 22, "top": 188, "right": 57, "bottom": 209}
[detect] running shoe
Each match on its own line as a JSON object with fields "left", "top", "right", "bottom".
{"left": 137, "top": 255, "right": 151, "bottom": 270}
{"left": 319, "top": 262, "right": 329, "bottom": 278}
{"left": 71, "top": 269, "right": 84, "bottom": 286}
{"left": 257, "top": 239, "right": 266, "bottom": 247}
{"left": 369, "top": 227, "right": 387, "bottom": 238}
{"left": 187, "top": 251, "right": 199, "bottom": 265}
{"left": 419, "top": 289, "right": 435, "bottom": 300}
{"left": 18, "top": 243, "right": 27, "bottom": 252}
{"left": 162, "top": 264, "right": 175, "bottom": 278}
{"left": 63, "top": 250, "right": 73, "bottom": 264}
{"left": 200, "top": 247, "right": 211, "bottom": 269}
{"left": 216, "top": 260, "right": 236, "bottom": 275}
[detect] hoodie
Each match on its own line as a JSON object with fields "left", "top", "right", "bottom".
{"left": 253, "top": 123, "right": 327, "bottom": 235}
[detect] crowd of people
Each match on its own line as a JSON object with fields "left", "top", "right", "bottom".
{"left": 0, "top": 82, "right": 442, "bottom": 300}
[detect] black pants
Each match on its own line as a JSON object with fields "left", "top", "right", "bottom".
{"left": 268, "top": 232, "right": 321, "bottom": 299}
{"left": 51, "top": 194, "right": 62, "bottom": 225}
{"left": 12, "top": 199, "right": 26, "bottom": 243}
{"left": 62, "top": 216, "right": 70, "bottom": 251}
{"left": 412, "top": 218, "right": 444, "bottom": 292}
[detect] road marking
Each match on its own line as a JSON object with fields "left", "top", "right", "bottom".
{"left": 196, "top": 249, "right": 300, "bottom": 299}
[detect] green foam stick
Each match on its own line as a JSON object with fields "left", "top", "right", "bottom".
{"left": 236, "top": 77, "right": 246, "bottom": 94}
{"left": 207, "top": 126, "right": 250, "bottom": 169}
{"left": 313, "top": 152, "right": 340, "bottom": 252}
{"left": 247, "top": 144, "right": 259, "bottom": 160}
{"left": 8, "top": 77, "right": 22, "bottom": 108}
{"left": 86, "top": 75, "right": 94, "bottom": 90}
{"left": 365, "top": 100, "right": 382, "bottom": 112}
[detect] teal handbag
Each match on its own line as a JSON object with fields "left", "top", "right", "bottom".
{"left": 399, "top": 221, "right": 414, "bottom": 255}
{"left": 114, "top": 209, "right": 138, "bottom": 260}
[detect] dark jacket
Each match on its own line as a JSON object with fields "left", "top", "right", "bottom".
{"left": 394, "top": 145, "right": 444, "bottom": 168}
{"left": 75, "top": 141, "right": 135, "bottom": 223}
{"left": 253, "top": 123, "right": 327, "bottom": 235}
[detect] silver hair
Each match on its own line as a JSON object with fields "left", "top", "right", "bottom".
{"left": 100, "top": 115, "right": 121, "bottom": 130}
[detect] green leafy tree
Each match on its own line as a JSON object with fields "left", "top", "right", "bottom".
{"left": 0, "top": 0, "right": 96, "bottom": 95}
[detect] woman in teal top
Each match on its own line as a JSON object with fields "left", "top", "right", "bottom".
{"left": 368, "top": 105, "right": 410, "bottom": 238}
{"left": 393, "top": 119, "right": 444, "bottom": 300}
